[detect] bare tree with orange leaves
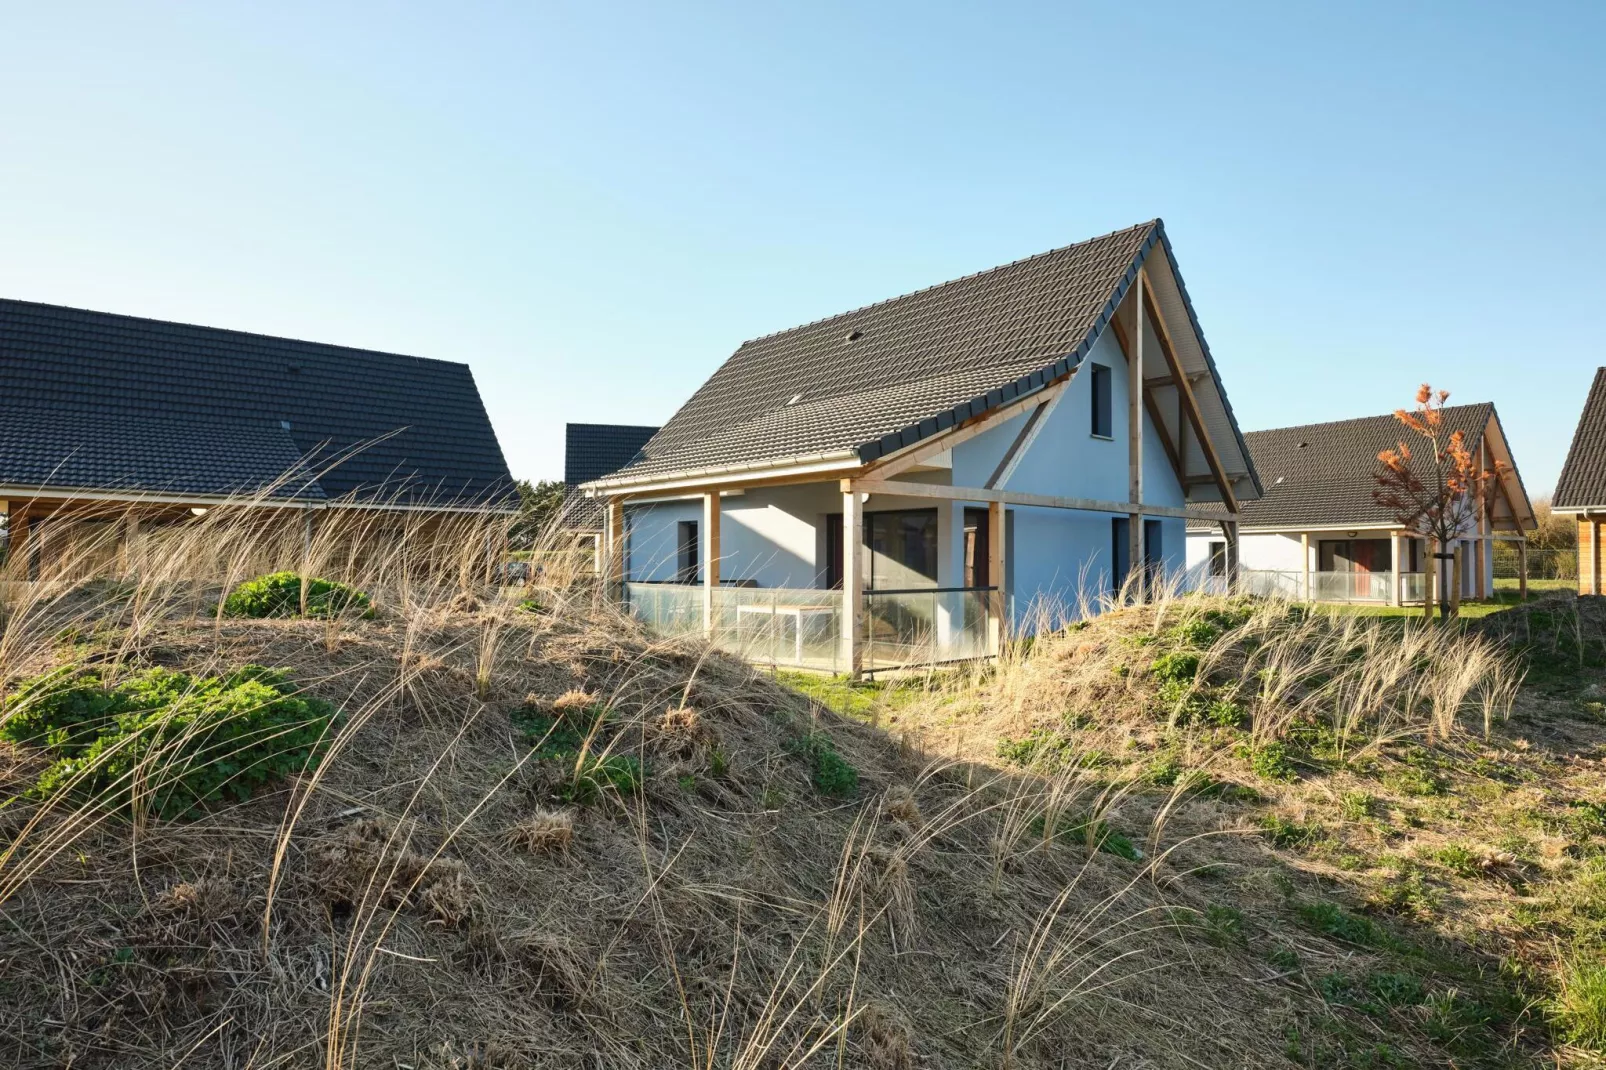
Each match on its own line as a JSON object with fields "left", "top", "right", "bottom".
{"left": 1373, "top": 385, "right": 1509, "bottom": 620}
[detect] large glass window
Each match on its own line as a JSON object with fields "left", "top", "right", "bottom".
{"left": 866, "top": 509, "right": 938, "bottom": 589}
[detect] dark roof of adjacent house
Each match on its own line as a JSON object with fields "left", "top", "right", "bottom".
{"left": 1188, "top": 403, "right": 1504, "bottom": 530}
{"left": 562, "top": 423, "right": 658, "bottom": 529}
{"left": 0, "top": 298, "right": 515, "bottom": 507}
{"left": 600, "top": 219, "right": 1259, "bottom": 499}
{"left": 1553, "top": 369, "right": 1606, "bottom": 510}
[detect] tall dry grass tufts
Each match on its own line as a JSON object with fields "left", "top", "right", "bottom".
{"left": 0, "top": 480, "right": 1534, "bottom": 1068}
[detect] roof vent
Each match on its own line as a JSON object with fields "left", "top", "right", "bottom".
{"left": 786, "top": 393, "right": 804, "bottom": 406}
{"left": 1296, "top": 441, "right": 1309, "bottom": 449}
{"left": 844, "top": 329, "right": 864, "bottom": 343}
{"left": 280, "top": 420, "right": 293, "bottom": 431}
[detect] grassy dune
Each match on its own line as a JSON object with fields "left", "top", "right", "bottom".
{"left": 1, "top": 503, "right": 1603, "bottom": 1068}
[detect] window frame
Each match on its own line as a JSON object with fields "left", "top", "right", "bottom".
{"left": 1089, "top": 363, "right": 1113, "bottom": 439}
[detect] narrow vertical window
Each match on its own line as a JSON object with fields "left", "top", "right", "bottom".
{"left": 1208, "top": 541, "right": 1227, "bottom": 577}
{"left": 1090, "top": 364, "right": 1112, "bottom": 438}
{"left": 676, "top": 520, "right": 699, "bottom": 583}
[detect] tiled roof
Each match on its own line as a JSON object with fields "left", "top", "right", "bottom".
{"left": 1553, "top": 369, "right": 1606, "bottom": 510}
{"left": 0, "top": 299, "right": 516, "bottom": 506}
{"left": 1188, "top": 404, "right": 1496, "bottom": 529}
{"left": 564, "top": 423, "right": 658, "bottom": 486}
{"left": 562, "top": 423, "right": 658, "bottom": 529}
{"left": 606, "top": 219, "right": 1256, "bottom": 492}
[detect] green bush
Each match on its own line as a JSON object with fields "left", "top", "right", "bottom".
{"left": 0, "top": 665, "right": 336, "bottom": 818}
{"left": 1248, "top": 741, "right": 1297, "bottom": 782}
{"left": 797, "top": 733, "right": 858, "bottom": 797}
{"left": 1150, "top": 651, "right": 1200, "bottom": 685}
{"left": 564, "top": 754, "right": 643, "bottom": 803}
{"left": 222, "top": 571, "right": 373, "bottom": 620}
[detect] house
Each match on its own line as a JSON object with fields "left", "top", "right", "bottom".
{"left": 560, "top": 423, "right": 659, "bottom": 554}
{"left": 582, "top": 220, "right": 1261, "bottom": 675}
{"left": 1184, "top": 405, "right": 1534, "bottom": 604}
{"left": 1551, "top": 368, "right": 1606, "bottom": 594}
{"left": 0, "top": 298, "right": 516, "bottom": 576}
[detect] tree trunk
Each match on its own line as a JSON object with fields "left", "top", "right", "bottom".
{"left": 1424, "top": 537, "right": 1436, "bottom": 621}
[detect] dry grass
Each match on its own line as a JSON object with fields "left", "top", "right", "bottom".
{"left": 0, "top": 490, "right": 1571, "bottom": 1068}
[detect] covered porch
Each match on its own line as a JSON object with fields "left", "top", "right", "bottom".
{"left": 1236, "top": 527, "right": 1531, "bottom": 605}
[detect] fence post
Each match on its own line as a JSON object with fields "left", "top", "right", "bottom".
{"left": 1518, "top": 539, "right": 1528, "bottom": 601}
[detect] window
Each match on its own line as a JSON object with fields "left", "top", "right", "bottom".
{"left": 865, "top": 509, "right": 938, "bottom": 589}
{"left": 1090, "top": 364, "right": 1113, "bottom": 438}
{"left": 1208, "top": 540, "right": 1227, "bottom": 577}
{"left": 676, "top": 520, "right": 699, "bottom": 583}
{"left": 1110, "top": 517, "right": 1130, "bottom": 594}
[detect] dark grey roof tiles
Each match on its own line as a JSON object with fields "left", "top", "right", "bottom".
{"left": 563, "top": 423, "right": 658, "bottom": 529}
{"left": 0, "top": 299, "right": 515, "bottom": 506}
{"left": 1189, "top": 404, "right": 1496, "bottom": 529}
{"left": 1553, "top": 369, "right": 1606, "bottom": 510}
{"left": 610, "top": 221, "right": 1163, "bottom": 481}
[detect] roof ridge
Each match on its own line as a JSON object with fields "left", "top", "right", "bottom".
{"left": 734, "top": 219, "right": 1161, "bottom": 347}
{"left": 0, "top": 296, "right": 470, "bottom": 371}
{"left": 1245, "top": 402, "right": 1495, "bottom": 440}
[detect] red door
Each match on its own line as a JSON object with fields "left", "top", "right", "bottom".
{"left": 1351, "top": 541, "right": 1375, "bottom": 598}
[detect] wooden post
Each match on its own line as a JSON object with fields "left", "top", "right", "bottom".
{"left": 1128, "top": 272, "right": 1144, "bottom": 603}
{"left": 1424, "top": 536, "right": 1436, "bottom": 620}
{"left": 604, "top": 497, "right": 625, "bottom": 600}
{"left": 841, "top": 486, "right": 863, "bottom": 678}
{"left": 1301, "top": 531, "right": 1312, "bottom": 602}
{"left": 1518, "top": 538, "right": 1528, "bottom": 601}
{"left": 1451, "top": 544, "right": 1465, "bottom": 618}
{"left": 1389, "top": 531, "right": 1402, "bottom": 606}
{"left": 1586, "top": 514, "right": 1599, "bottom": 594}
{"left": 701, "top": 492, "right": 721, "bottom": 635}
{"left": 118, "top": 516, "right": 141, "bottom": 576}
{"left": 1218, "top": 518, "right": 1239, "bottom": 592}
{"left": 987, "top": 500, "right": 1006, "bottom": 655}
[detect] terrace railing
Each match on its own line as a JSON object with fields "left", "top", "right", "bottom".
{"left": 623, "top": 582, "right": 994, "bottom": 672}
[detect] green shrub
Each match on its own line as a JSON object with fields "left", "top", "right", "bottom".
{"left": 1202, "top": 695, "right": 1245, "bottom": 728}
{"left": 564, "top": 754, "right": 643, "bottom": 803}
{"left": 517, "top": 598, "right": 544, "bottom": 614}
{"left": 222, "top": 571, "right": 372, "bottom": 619}
{"left": 1169, "top": 619, "right": 1221, "bottom": 648}
{"left": 796, "top": 733, "right": 858, "bottom": 797}
{"left": 1295, "top": 900, "right": 1384, "bottom": 947}
{"left": 1340, "top": 790, "right": 1375, "bottom": 822}
{"left": 1035, "top": 812, "right": 1142, "bottom": 860}
{"left": 1248, "top": 741, "right": 1297, "bottom": 782}
{"left": 1434, "top": 843, "right": 1482, "bottom": 878}
{"left": 1149, "top": 651, "right": 1200, "bottom": 685}
{"left": 1, "top": 665, "right": 335, "bottom": 818}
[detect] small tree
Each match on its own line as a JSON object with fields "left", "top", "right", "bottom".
{"left": 511, "top": 479, "right": 568, "bottom": 550}
{"left": 1373, "top": 385, "right": 1508, "bottom": 620}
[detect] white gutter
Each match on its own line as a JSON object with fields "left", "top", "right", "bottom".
{"left": 583, "top": 450, "right": 861, "bottom": 497}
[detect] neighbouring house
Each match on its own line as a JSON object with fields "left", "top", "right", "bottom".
{"left": 0, "top": 298, "right": 516, "bottom": 577}
{"left": 560, "top": 423, "right": 659, "bottom": 564}
{"left": 1184, "top": 404, "right": 1535, "bottom": 604}
{"left": 1551, "top": 368, "right": 1606, "bottom": 595}
{"left": 582, "top": 219, "right": 1261, "bottom": 675}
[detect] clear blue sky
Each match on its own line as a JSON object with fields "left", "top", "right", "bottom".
{"left": 2, "top": 2, "right": 1601, "bottom": 494}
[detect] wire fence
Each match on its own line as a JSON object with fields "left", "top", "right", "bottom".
{"left": 1493, "top": 545, "right": 1576, "bottom": 580}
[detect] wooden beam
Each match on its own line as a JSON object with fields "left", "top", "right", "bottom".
{"left": 985, "top": 389, "right": 1063, "bottom": 490}
{"left": 1139, "top": 268, "right": 1238, "bottom": 512}
{"left": 1518, "top": 538, "right": 1528, "bottom": 601}
{"left": 850, "top": 477, "right": 1221, "bottom": 521}
{"left": 1301, "top": 531, "right": 1311, "bottom": 602}
{"left": 867, "top": 373, "right": 1076, "bottom": 479}
{"left": 987, "top": 500, "right": 1005, "bottom": 655}
{"left": 841, "top": 487, "right": 864, "bottom": 677}
{"left": 1111, "top": 311, "right": 1184, "bottom": 491}
{"left": 1128, "top": 272, "right": 1144, "bottom": 603}
{"left": 1390, "top": 531, "right": 1402, "bottom": 606}
{"left": 701, "top": 492, "right": 721, "bottom": 634}
{"left": 604, "top": 497, "right": 625, "bottom": 598}
{"left": 1142, "top": 371, "right": 1210, "bottom": 389}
